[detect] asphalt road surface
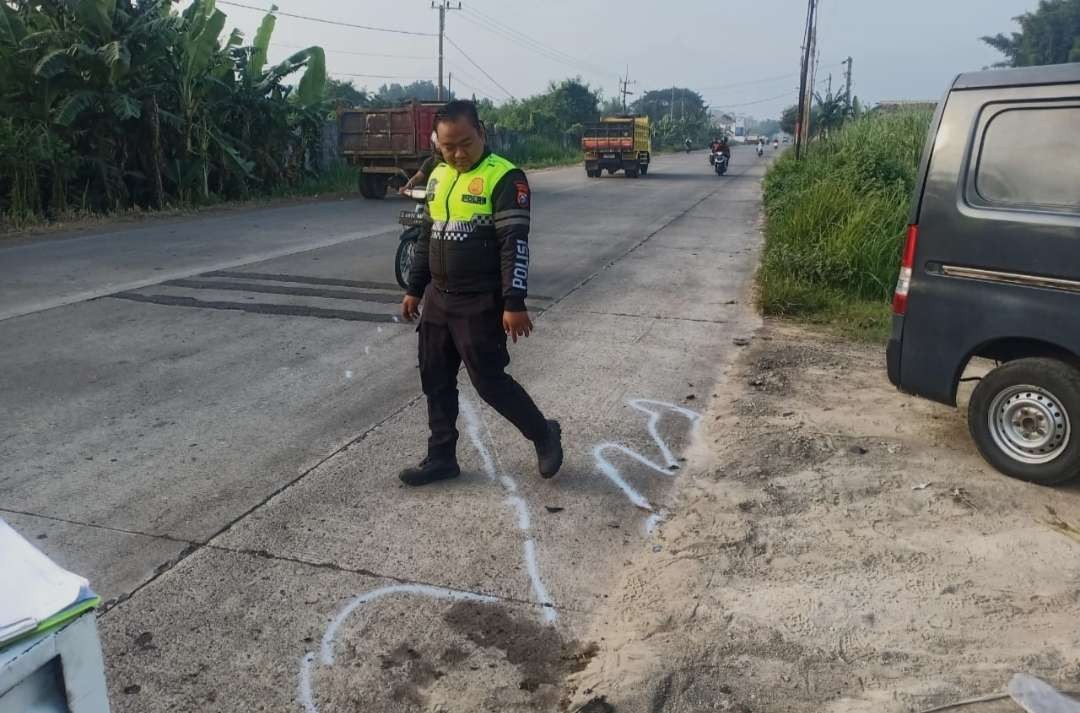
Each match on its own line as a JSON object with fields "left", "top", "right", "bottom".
{"left": 0, "top": 147, "right": 768, "bottom": 712}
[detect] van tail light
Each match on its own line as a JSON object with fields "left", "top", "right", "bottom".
{"left": 892, "top": 224, "right": 919, "bottom": 316}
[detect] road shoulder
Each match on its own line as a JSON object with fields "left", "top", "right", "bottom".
{"left": 569, "top": 321, "right": 1080, "bottom": 713}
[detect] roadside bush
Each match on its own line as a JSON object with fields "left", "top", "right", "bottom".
{"left": 758, "top": 109, "right": 932, "bottom": 337}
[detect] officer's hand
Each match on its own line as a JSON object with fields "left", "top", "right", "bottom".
{"left": 402, "top": 294, "right": 422, "bottom": 322}
{"left": 503, "top": 310, "right": 533, "bottom": 343}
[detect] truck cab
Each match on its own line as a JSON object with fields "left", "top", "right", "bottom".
{"left": 888, "top": 63, "right": 1080, "bottom": 484}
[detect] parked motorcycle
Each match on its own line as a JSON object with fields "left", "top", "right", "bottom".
{"left": 395, "top": 189, "right": 427, "bottom": 289}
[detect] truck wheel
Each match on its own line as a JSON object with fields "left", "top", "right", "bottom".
{"left": 358, "top": 173, "right": 374, "bottom": 199}
{"left": 366, "top": 175, "right": 387, "bottom": 199}
{"left": 639, "top": 164, "right": 649, "bottom": 176}
{"left": 968, "top": 357, "right": 1080, "bottom": 485}
{"left": 625, "top": 166, "right": 639, "bottom": 178}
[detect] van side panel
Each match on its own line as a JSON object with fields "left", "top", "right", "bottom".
{"left": 898, "top": 83, "right": 1080, "bottom": 405}
{"left": 889, "top": 86, "right": 953, "bottom": 389}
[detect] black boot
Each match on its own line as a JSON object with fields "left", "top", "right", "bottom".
{"left": 399, "top": 456, "right": 460, "bottom": 487}
{"left": 534, "top": 419, "right": 563, "bottom": 479}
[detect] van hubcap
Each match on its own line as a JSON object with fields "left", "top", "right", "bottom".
{"left": 988, "top": 385, "right": 1070, "bottom": 464}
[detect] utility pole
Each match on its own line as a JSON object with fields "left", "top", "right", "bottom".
{"left": 826, "top": 73, "right": 832, "bottom": 97}
{"left": 794, "top": 0, "right": 817, "bottom": 159}
{"left": 432, "top": 1, "right": 461, "bottom": 101}
{"left": 618, "top": 67, "right": 636, "bottom": 113}
{"left": 843, "top": 56, "right": 853, "bottom": 112}
{"left": 448, "top": 71, "right": 452, "bottom": 99}
{"left": 670, "top": 85, "right": 675, "bottom": 119}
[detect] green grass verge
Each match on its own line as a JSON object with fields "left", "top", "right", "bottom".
{"left": 758, "top": 109, "right": 933, "bottom": 341}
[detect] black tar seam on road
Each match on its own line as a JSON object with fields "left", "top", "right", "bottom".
{"left": 204, "top": 270, "right": 402, "bottom": 291}
{"left": 109, "top": 292, "right": 400, "bottom": 322}
{"left": 95, "top": 392, "right": 426, "bottom": 618}
{"left": 565, "top": 309, "right": 730, "bottom": 325}
{"left": 163, "top": 278, "right": 405, "bottom": 303}
{"left": 0, "top": 506, "right": 575, "bottom": 614}
{"left": 203, "top": 270, "right": 556, "bottom": 302}
{"left": 96, "top": 160, "right": 733, "bottom": 618}
{"left": 202, "top": 545, "right": 582, "bottom": 614}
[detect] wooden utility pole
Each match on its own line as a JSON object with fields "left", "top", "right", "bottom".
{"left": 794, "top": 0, "right": 817, "bottom": 159}
{"left": 843, "top": 56, "right": 854, "bottom": 112}
{"left": 618, "top": 68, "right": 636, "bottom": 113}
{"left": 432, "top": 1, "right": 461, "bottom": 101}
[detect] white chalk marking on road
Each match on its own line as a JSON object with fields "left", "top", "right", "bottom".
{"left": 460, "top": 398, "right": 498, "bottom": 482}
{"left": 644, "top": 511, "right": 665, "bottom": 534}
{"left": 345, "top": 370, "right": 354, "bottom": 379}
{"left": 593, "top": 399, "right": 700, "bottom": 532}
{"left": 508, "top": 495, "right": 530, "bottom": 530}
{"left": 524, "top": 539, "right": 558, "bottom": 623}
{"left": 461, "top": 395, "right": 557, "bottom": 622}
{"left": 296, "top": 396, "right": 560, "bottom": 711}
{"left": 298, "top": 584, "right": 498, "bottom": 713}
{"left": 297, "top": 652, "right": 318, "bottom": 713}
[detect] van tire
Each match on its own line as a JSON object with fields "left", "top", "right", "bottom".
{"left": 968, "top": 357, "right": 1080, "bottom": 485}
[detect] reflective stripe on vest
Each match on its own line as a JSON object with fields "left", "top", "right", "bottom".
{"left": 426, "top": 153, "right": 516, "bottom": 239}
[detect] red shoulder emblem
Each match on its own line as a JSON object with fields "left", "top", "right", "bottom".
{"left": 514, "top": 180, "right": 530, "bottom": 208}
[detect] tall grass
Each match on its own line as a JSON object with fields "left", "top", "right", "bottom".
{"left": 758, "top": 109, "right": 932, "bottom": 338}
{"left": 499, "top": 136, "right": 580, "bottom": 169}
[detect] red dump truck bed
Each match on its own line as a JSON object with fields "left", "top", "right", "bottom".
{"left": 338, "top": 101, "right": 441, "bottom": 198}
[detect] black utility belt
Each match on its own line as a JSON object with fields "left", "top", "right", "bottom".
{"left": 433, "top": 285, "right": 501, "bottom": 296}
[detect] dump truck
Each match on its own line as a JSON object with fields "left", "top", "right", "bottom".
{"left": 582, "top": 115, "right": 651, "bottom": 178}
{"left": 338, "top": 100, "right": 441, "bottom": 199}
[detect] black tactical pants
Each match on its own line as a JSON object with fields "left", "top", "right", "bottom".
{"left": 418, "top": 285, "right": 547, "bottom": 458}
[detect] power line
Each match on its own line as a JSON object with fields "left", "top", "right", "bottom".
{"left": 445, "top": 63, "right": 501, "bottom": 101}
{"left": 216, "top": 0, "right": 434, "bottom": 37}
{"left": 708, "top": 90, "right": 800, "bottom": 110}
{"left": 330, "top": 72, "right": 434, "bottom": 80}
{"left": 444, "top": 70, "right": 496, "bottom": 101}
{"left": 444, "top": 34, "right": 515, "bottom": 99}
{"left": 274, "top": 42, "right": 431, "bottom": 61}
{"left": 697, "top": 63, "right": 843, "bottom": 92}
{"left": 459, "top": 7, "right": 582, "bottom": 65}
{"left": 458, "top": 7, "right": 614, "bottom": 79}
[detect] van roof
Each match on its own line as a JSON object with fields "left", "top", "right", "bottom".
{"left": 953, "top": 62, "right": 1080, "bottom": 90}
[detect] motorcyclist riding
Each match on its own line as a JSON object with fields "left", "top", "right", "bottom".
{"left": 684, "top": 137, "right": 692, "bottom": 152}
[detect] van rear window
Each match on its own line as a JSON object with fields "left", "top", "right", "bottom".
{"left": 975, "top": 106, "right": 1080, "bottom": 214}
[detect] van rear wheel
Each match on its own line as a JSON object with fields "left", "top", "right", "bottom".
{"left": 968, "top": 357, "right": 1080, "bottom": 485}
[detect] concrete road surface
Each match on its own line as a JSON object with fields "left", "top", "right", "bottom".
{"left": 0, "top": 148, "right": 768, "bottom": 712}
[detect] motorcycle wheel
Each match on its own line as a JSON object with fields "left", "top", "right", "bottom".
{"left": 395, "top": 237, "right": 417, "bottom": 289}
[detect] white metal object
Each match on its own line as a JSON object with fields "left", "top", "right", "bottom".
{"left": 0, "top": 613, "right": 110, "bottom": 713}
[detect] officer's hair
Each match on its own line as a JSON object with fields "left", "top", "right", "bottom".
{"left": 435, "top": 100, "right": 482, "bottom": 131}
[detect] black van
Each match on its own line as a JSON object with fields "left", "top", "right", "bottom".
{"left": 888, "top": 63, "right": 1080, "bottom": 485}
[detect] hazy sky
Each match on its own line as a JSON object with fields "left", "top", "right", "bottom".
{"left": 209, "top": 0, "right": 1036, "bottom": 119}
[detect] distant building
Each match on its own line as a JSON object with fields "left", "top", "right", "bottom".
{"left": 875, "top": 100, "right": 937, "bottom": 113}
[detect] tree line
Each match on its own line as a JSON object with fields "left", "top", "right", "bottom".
{"left": 0, "top": 0, "right": 326, "bottom": 224}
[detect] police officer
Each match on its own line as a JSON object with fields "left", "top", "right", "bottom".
{"left": 400, "top": 100, "right": 563, "bottom": 486}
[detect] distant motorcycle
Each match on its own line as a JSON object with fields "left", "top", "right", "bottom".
{"left": 756, "top": 144, "right": 765, "bottom": 158}
{"left": 712, "top": 152, "right": 729, "bottom": 176}
{"left": 395, "top": 189, "right": 427, "bottom": 289}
